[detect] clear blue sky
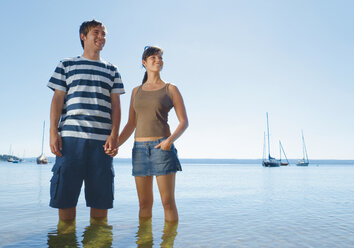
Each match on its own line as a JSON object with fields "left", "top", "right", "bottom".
{"left": 1, "top": 0, "right": 353, "bottom": 159}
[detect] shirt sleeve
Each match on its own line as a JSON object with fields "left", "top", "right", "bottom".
{"left": 47, "top": 61, "right": 67, "bottom": 92}
{"left": 111, "top": 68, "right": 125, "bottom": 94}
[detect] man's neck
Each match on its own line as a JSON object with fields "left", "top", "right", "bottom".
{"left": 82, "top": 49, "right": 100, "bottom": 61}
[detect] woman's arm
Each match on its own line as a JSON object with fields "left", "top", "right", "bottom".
{"left": 155, "top": 84, "right": 189, "bottom": 150}
{"left": 118, "top": 87, "right": 138, "bottom": 147}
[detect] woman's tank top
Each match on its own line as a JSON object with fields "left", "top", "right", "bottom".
{"left": 133, "top": 83, "right": 173, "bottom": 138}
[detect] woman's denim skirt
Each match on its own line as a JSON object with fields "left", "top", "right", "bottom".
{"left": 132, "top": 138, "right": 182, "bottom": 176}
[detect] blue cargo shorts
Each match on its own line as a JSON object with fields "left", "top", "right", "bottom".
{"left": 132, "top": 138, "right": 182, "bottom": 176}
{"left": 49, "top": 137, "right": 114, "bottom": 209}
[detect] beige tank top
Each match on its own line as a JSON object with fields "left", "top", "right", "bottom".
{"left": 133, "top": 83, "right": 173, "bottom": 137}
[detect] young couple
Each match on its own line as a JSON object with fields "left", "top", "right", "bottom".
{"left": 48, "top": 19, "right": 188, "bottom": 226}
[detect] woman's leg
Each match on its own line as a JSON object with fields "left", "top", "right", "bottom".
{"left": 135, "top": 176, "right": 154, "bottom": 218}
{"left": 156, "top": 173, "right": 178, "bottom": 222}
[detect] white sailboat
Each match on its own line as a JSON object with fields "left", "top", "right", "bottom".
{"left": 296, "top": 130, "right": 309, "bottom": 166}
{"left": 262, "top": 113, "right": 280, "bottom": 167}
{"left": 37, "top": 121, "right": 48, "bottom": 164}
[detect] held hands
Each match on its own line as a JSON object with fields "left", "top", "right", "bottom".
{"left": 104, "top": 135, "right": 119, "bottom": 157}
{"left": 50, "top": 131, "right": 63, "bottom": 157}
{"left": 154, "top": 138, "right": 172, "bottom": 151}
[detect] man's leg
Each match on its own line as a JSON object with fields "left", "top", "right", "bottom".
{"left": 90, "top": 208, "right": 107, "bottom": 219}
{"left": 59, "top": 207, "right": 76, "bottom": 221}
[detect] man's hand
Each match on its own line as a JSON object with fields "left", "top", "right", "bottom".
{"left": 50, "top": 131, "right": 63, "bottom": 157}
{"left": 104, "top": 135, "right": 119, "bottom": 157}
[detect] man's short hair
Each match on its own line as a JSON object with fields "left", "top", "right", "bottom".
{"left": 79, "top": 19, "right": 104, "bottom": 49}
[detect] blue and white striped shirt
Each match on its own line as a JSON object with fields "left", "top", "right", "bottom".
{"left": 47, "top": 56, "right": 125, "bottom": 141}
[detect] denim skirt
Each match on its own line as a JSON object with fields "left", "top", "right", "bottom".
{"left": 132, "top": 138, "right": 182, "bottom": 176}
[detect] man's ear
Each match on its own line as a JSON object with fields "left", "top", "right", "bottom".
{"left": 80, "top": 33, "right": 86, "bottom": 42}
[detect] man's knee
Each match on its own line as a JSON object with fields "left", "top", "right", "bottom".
{"left": 59, "top": 207, "right": 76, "bottom": 221}
{"left": 90, "top": 208, "right": 108, "bottom": 219}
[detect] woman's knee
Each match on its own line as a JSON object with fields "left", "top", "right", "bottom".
{"left": 139, "top": 198, "right": 153, "bottom": 210}
{"left": 161, "top": 197, "right": 176, "bottom": 210}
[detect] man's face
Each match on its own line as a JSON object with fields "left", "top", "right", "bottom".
{"left": 81, "top": 25, "right": 106, "bottom": 51}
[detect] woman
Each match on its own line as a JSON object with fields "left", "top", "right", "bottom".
{"left": 118, "top": 46, "right": 188, "bottom": 222}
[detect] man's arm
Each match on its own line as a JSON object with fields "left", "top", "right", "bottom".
{"left": 50, "top": 90, "right": 66, "bottom": 157}
{"left": 104, "top": 93, "right": 121, "bottom": 157}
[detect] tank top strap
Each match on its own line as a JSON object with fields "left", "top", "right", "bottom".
{"left": 165, "top": 83, "right": 171, "bottom": 98}
{"left": 136, "top": 85, "right": 143, "bottom": 94}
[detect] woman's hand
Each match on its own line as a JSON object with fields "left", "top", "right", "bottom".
{"left": 155, "top": 139, "right": 172, "bottom": 151}
{"left": 104, "top": 135, "right": 119, "bottom": 157}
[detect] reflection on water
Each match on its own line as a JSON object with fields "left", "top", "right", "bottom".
{"left": 160, "top": 221, "right": 178, "bottom": 248}
{"left": 47, "top": 220, "right": 79, "bottom": 247}
{"left": 82, "top": 218, "right": 113, "bottom": 248}
{"left": 47, "top": 218, "right": 113, "bottom": 248}
{"left": 135, "top": 218, "right": 178, "bottom": 248}
{"left": 136, "top": 218, "right": 153, "bottom": 247}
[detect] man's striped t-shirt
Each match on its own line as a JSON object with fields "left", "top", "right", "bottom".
{"left": 47, "top": 56, "right": 125, "bottom": 141}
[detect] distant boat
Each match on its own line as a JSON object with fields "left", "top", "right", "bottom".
{"left": 37, "top": 153, "right": 48, "bottom": 164}
{"left": 279, "top": 141, "right": 289, "bottom": 166}
{"left": 37, "top": 121, "right": 48, "bottom": 164}
{"left": 262, "top": 113, "right": 280, "bottom": 167}
{"left": 296, "top": 130, "right": 309, "bottom": 166}
{"left": 7, "top": 145, "right": 14, "bottom": 162}
{"left": 7, "top": 156, "right": 21, "bottom": 163}
{"left": 7, "top": 145, "right": 21, "bottom": 163}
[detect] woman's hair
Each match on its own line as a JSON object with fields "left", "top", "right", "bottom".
{"left": 141, "top": 46, "right": 163, "bottom": 84}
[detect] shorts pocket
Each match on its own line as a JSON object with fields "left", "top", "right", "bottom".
{"left": 50, "top": 166, "right": 61, "bottom": 200}
{"left": 111, "top": 166, "right": 115, "bottom": 200}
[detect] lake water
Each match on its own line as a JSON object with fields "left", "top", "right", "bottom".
{"left": 1, "top": 160, "right": 354, "bottom": 247}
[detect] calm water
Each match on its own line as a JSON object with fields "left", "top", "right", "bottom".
{"left": 1, "top": 160, "right": 354, "bottom": 247}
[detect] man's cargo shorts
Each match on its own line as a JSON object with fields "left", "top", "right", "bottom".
{"left": 49, "top": 137, "right": 115, "bottom": 209}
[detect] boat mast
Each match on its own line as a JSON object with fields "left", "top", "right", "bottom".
{"left": 41, "top": 121, "right": 45, "bottom": 155}
{"left": 302, "top": 130, "right": 308, "bottom": 162}
{"left": 279, "top": 141, "right": 289, "bottom": 163}
{"left": 266, "top": 112, "right": 271, "bottom": 159}
{"left": 263, "top": 132, "right": 266, "bottom": 160}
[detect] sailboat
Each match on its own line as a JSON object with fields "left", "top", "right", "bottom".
{"left": 262, "top": 113, "right": 280, "bottom": 167}
{"left": 7, "top": 145, "right": 14, "bottom": 162}
{"left": 37, "top": 121, "right": 48, "bottom": 164}
{"left": 279, "top": 141, "right": 289, "bottom": 166}
{"left": 7, "top": 145, "right": 20, "bottom": 163}
{"left": 296, "top": 130, "right": 309, "bottom": 166}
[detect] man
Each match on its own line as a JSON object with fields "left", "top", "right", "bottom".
{"left": 48, "top": 19, "right": 124, "bottom": 223}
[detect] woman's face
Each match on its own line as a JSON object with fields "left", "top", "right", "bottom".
{"left": 143, "top": 52, "right": 163, "bottom": 72}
